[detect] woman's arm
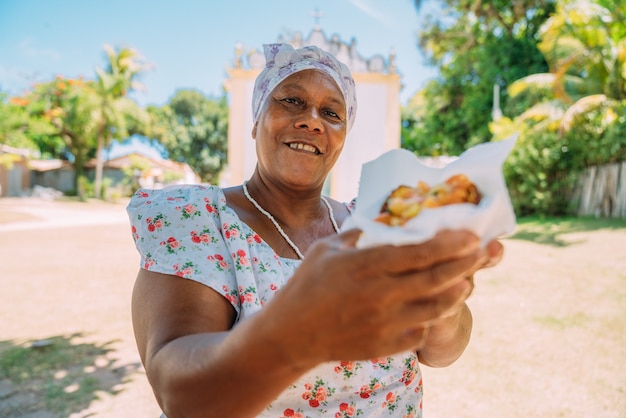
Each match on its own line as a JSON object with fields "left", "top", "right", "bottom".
{"left": 132, "top": 269, "right": 317, "bottom": 418}
{"left": 417, "top": 303, "right": 473, "bottom": 367}
{"left": 417, "top": 240, "right": 504, "bottom": 367}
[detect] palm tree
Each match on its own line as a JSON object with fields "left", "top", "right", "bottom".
{"left": 93, "top": 44, "right": 151, "bottom": 199}
{"left": 505, "top": 0, "right": 625, "bottom": 134}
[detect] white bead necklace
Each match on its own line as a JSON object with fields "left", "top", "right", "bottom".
{"left": 242, "top": 181, "right": 340, "bottom": 260}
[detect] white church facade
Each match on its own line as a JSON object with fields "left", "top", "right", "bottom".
{"left": 223, "top": 26, "right": 402, "bottom": 202}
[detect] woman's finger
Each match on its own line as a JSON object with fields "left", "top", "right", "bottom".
{"left": 352, "top": 229, "right": 482, "bottom": 276}
{"left": 482, "top": 239, "right": 504, "bottom": 268}
{"left": 388, "top": 246, "right": 487, "bottom": 300}
{"left": 400, "top": 278, "right": 472, "bottom": 325}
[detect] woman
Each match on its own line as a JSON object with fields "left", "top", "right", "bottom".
{"left": 127, "top": 43, "right": 503, "bottom": 417}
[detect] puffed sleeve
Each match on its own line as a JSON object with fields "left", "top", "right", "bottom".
{"left": 126, "top": 185, "right": 241, "bottom": 313}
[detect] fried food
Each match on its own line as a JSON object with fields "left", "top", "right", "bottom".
{"left": 374, "top": 174, "right": 482, "bottom": 226}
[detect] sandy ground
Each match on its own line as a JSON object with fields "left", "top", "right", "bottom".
{"left": 0, "top": 198, "right": 161, "bottom": 417}
{"left": 0, "top": 197, "right": 625, "bottom": 417}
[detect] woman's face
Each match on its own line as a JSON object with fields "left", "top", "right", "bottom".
{"left": 252, "top": 69, "right": 348, "bottom": 189}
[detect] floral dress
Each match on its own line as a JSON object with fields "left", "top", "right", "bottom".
{"left": 127, "top": 184, "right": 423, "bottom": 418}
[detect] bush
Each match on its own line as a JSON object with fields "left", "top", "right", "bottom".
{"left": 562, "top": 101, "right": 626, "bottom": 167}
{"left": 500, "top": 100, "right": 626, "bottom": 216}
{"left": 504, "top": 130, "right": 578, "bottom": 216}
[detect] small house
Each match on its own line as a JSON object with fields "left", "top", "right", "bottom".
{"left": 0, "top": 144, "right": 32, "bottom": 197}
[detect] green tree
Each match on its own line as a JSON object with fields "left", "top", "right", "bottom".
{"left": 0, "top": 93, "right": 32, "bottom": 150}
{"left": 148, "top": 89, "right": 228, "bottom": 184}
{"left": 0, "top": 92, "right": 70, "bottom": 159}
{"left": 404, "top": 0, "right": 555, "bottom": 155}
{"left": 492, "top": 0, "right": 626, "bottom": 215}
{"left": 92, "top": 44, "right": 152, "bottom": 199}
{"left": 507, "top": 0, "right": 626, "bottom": 118}
{"left": 24, "top": 77, "right": 100, "bottom": 195}
{"left": 539, "top": 0, "right": 625, "bottom": 101}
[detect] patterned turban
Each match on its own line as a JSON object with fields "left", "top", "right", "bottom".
{"left": 251, "top": 43, "right": 357, "bottom": 132}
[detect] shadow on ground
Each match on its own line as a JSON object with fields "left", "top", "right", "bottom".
{"left": 0, "top": 333, "right": 142, "bottom": 418}
{"left": 508, "top": 216, "right": 626, "bottom": 247}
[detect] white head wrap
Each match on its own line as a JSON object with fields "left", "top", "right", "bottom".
{"left": 252, "top": 43, "right": 357, "bottom": 132}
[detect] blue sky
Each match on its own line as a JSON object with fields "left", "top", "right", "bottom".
{"left": 0, "top": 0, "right": 439, "bottom": 108}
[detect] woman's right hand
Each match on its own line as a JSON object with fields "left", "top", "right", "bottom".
{"left": 257, "top": 228, "right": 491, "bottom": 368}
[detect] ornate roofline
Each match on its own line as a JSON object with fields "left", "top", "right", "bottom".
{"left": 231, "top": 27, "right": 396, "bottom": 75}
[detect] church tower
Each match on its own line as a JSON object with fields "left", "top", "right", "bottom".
{"left": 223, "top": 25, "right": 401, "bottom": 202}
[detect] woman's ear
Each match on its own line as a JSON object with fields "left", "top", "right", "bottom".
{"left": 251, "top": 122, "right": 257, "bottom": 139}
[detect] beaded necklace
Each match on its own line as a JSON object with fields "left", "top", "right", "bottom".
{"left": 242, "top": 181, "right": 340, "bottom": 260}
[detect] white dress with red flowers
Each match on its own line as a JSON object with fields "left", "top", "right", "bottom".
{"left": 127, "top": 185, "right": 423, "bottom": 418}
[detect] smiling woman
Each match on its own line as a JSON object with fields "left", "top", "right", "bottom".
{"left": 125, "top": 42, "right": 503, "bottom": 418}
{"left": 252, "top": 69, "right": 348, "bottom": 191}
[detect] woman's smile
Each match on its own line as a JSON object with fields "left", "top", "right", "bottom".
{"left": 287, "top": 142, "right": 321, "bottom": 155}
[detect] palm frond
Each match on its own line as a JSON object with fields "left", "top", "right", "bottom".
{"left": 559, "top": 94, "right": 609, "bottom": 133}
{"left": 519, "top": 100, "right": 566, "bottom": 123}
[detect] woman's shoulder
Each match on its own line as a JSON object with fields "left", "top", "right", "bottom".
{"left": 127, "top": 184, "right": 225, "bottom": 210}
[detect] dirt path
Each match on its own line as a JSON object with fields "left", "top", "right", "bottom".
{"left": 1, "top": 197, "right": 625, "bottom": 417}
{"left": 0, "top": 198, "right": 161, "bottom": 417}
{"left": 421, "top": 233, "right": 626, "bottom": 417}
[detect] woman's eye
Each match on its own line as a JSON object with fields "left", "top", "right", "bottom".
{"left": 282, "top": 97, "right": 300, "bottom": 105}
{"left": 324, "top": 110, "right": 340, "bottom": 119}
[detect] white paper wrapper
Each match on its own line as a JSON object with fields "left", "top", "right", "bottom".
{"left": 341, "top": 135, "right": 518, "bottom": 248}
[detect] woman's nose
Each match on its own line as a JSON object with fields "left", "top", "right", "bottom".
{"left": 295, "top": 107, "right": 323, "bottom": 132}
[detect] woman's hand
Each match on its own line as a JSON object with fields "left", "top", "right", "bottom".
{"left": 257, "top": 228, "right": 502, "bottom": 368}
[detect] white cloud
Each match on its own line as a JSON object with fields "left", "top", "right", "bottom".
{"left": 345, "top": 0, "right": 396, "bottom": 28}
{"left": 18, "top": 39, "right": 62, "bottom": 61}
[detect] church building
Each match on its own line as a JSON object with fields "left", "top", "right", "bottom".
{"left": 223, "top": 25, "right": 402, "bottom": 202}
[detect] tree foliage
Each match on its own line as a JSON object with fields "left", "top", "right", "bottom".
{"left": 537, "top": 0, "right": 626, "bottom": 101}
{"left": 22, "top": 77, "right": 100, "bottom": 193}
{"left": 491, "top": 0, "right": 626, "bottom": 216}
{"left": 0, "top": 94, "right": 38, "bottom": 151}
{"left": 405, "top": 0, "right": 625, "bottom": 217}
{"left": 403, "top": 0, "right": 556, "bottom": 155}
{"left": 148, "top": 89, "right": 228, "bottom": 184}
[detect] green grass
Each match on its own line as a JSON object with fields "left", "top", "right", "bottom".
{"left": 0, "top": 333, "right": 119, "bottom": 417}
{"left": 509, "top": 216, "right": 626, "bottom": 247}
